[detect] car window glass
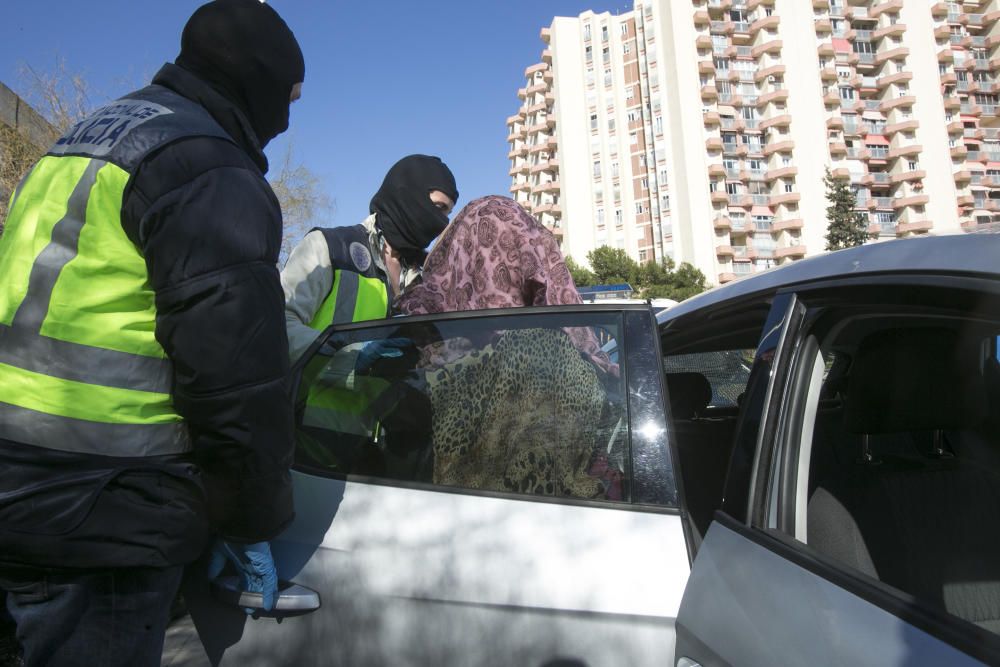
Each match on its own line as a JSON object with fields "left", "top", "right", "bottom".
{"left": 663, "top": 350, "right": 754, "bottom": 409}
{"left": 294, "top": 310, "right": 631, "bottom": 504}
{"left": 786, "top": 291, "right": 1000, "bottom": 638}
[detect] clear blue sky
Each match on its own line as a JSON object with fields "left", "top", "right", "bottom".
{"left": 2, "top": 0, "right": 627, "bottom": 237}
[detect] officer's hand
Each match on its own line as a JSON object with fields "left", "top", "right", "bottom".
{"left": 207, "top": 540, "right": 279, "bottom": 614}
{"left": 354, "top": 337, "right": 415, "bottom": 375}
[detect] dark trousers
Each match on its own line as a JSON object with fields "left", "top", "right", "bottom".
{"left": 0, "top": 565, "right": 183, "bottom": 667}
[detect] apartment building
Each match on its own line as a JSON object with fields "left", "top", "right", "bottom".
{"left": 508, "top": 0, "right": 1000, "bottom": 285}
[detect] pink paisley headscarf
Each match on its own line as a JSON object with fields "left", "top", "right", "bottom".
{"left": 396, "top": 195, "right": 617, "bottom": 376}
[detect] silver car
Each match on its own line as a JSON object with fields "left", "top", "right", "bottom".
{"left": 168, "top": 233, "right": 1000, "bottom": 666}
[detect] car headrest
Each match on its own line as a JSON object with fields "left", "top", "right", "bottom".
{"left": 845, "top": 327, "right": 987, "bottom": 434}
{"left": 666, "top": 372, "right": 712, "bottom": 420}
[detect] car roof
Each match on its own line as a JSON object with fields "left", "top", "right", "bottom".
{"left": 661, "top": 233, "right": 1000, "bottom": 323}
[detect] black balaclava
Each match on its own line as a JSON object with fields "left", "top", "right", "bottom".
{"left": 369, "top": 155, "right": 459, "bottom": 260}
{"left": 175, "top": 0, "right": 304, "bottom": 148}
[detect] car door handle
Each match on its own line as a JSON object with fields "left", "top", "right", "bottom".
{"left": 677, "top": 658, "right": 702, "bottom": 667}
{"left": 210, "top": 576, "right": 321, "bottom": 616}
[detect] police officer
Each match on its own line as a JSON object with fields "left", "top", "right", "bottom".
{"left": 281, "top": 156, "right": 457, "bottom": 473}
{"left": 281, "top": 154, "right": 458, "bottom": 360}
{"left": 0, "top": 2, "right": 303, "bottom": 664}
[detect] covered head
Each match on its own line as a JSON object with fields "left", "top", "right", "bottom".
{"left": 396, "top": 195, "right": 618, "bottom": 376}
{"left": 175, "top": 0, "right": 304, "bottom": 148}
{"left": 369, "top": 155, "right": 459, "bottom": 261}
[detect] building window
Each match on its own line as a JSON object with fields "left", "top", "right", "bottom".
{"left": 602, "top": 47, "right": 610, "bottom": 64}
{"left": 604, "top": 68, "right": 613, "bottom": 87}
{"left": 593, "top": 160, "right": 602, "bottom": 178}
{"left": 626, "top": 86, "right": 635, "bottom": 101}
{"left": 621, "top": 22, "right": 628, "bottom": 36}
{"left": 615, "top": 209, "right": 623, "bottom": 226}
{"left": 623, "top": 42, "right": 631, "bottom": 55}
{"left": 596, "top": 207, "right": 605, "bottom": 226}
{"left": 659, "top": 168, "right": 668, "bottom": 185}
{"left": 602, "top": 25, "right": 609, "bottom": 42}
{"left": 908, "top": 160, "right": 919, "bottom": 171}
{"left": 627, "top": 110, "right": 639, "bottom": 122}
{"left": 611, "top": 161, "right": 620, "bottom": 177}
{"left": 654, "top": 115, "right": 663, "bottom": 135}
{"left": 635, "top": 202, "right": 644, "bottom": 214}
{"left": 630, "top": 131, "right": 638, "bottom": 146}
{"left": 639, "top": 249, "right": 648, "bottom": 262}
{"left": 585, "top": 46, "right": 593, "bottom": 62}
{"left": 608, "top": 117, "right": 616, "bottom": 132}
{"left": 784, "top": 180, "right": 794, "bottom": 193}
{"left": 590, "top": 113, "right": 598, "bottom": 130}
{"left": 584, "top": 23, "right": 591, "bottom": 41}
{"left": 641, "top": 177, "right": 649, "bottom": 190}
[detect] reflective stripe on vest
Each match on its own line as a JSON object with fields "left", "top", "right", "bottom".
{"left": 309, "top": 268, "right": 389, "bottom": 330}
{"left": 0, "top": 155, "right": 189, "bottom": 456}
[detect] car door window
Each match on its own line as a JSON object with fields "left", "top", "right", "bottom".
{"left": 293, "top": 309, "right": 636, "bottom": 504}
{"left": 767, "top": 285, "right": 1000, "bottom": 645}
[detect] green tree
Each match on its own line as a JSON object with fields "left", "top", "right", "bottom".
{"left": 824, "top": 167, "right": 873, "bottom": 251}
{"left": 641, "top": 259, "right": 708, "bottom": 301}
{"left": 565, "top": 255, "right": 596, "bottom": 287}
{"left": 586, "top": 245, "right": 637, "bottom": 285}
{"left": 578, "top": 245, "right": 709, "bottom": 302}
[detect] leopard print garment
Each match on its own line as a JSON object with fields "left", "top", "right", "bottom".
{"left": 427, "top": 328, "right": 608, "bottom": 499}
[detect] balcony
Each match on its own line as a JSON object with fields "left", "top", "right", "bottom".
{"left": 716, "top": 244, "right": 736, "bottom": 257}
{"left": 704, "top": 111, "right": 721, "bottom": 126}
{"left": 891, "top": 170, "right": 926, "bottom": 183}
{"left": 896, "top": 220, "right": 934, "bottom": 234}
{"left": 714, "top": 215, "right": 732, "bottom": 230}
{"left": 775, "top": 245, "right": 807, "bottom": 259}
{"left": 701, "top": 84, "right": 719, "bottom": 100}
{"left": 699, "top": 59, "right": 716, "bottom": 75}
{"left": 752, "top": 39, "right": 783, "bottom": 58}
{"left": 541, "top": 49, "right": 553, "bottom": 64}
{"left": 930, "top": 2, "right": 948, "bottom": 19}
{"left": 755, "top": 64, "right": 787, "bottom": 82}
{"left": 694, "top": 9, "right": 711, "bottom": 26}
{"left": 764, "top": 140, "right": 795, "bottom": 156}
{"left": 750, "top": 15, "right": 779, "bottom": 35}
{"left": 696, "top": 34, "right": 714, "bottom": 50}
{"left": 770, "top": 192, "right": 801, "bottom": 206}
{"left": 826, "top": 116, "right": 844, "bottom": 130}
{"left": 878, "top": 71, "right": 912, "bottom": 90}
{"left": 524, "top": 62, "right": 548, "bottom": 77}
{"left": 875, "top": 47, "right": 909, "bottom": 66}
{"left": 829, "top": 141, "right": 848, "bottom": 155}
{"left": 706, "top": 136, "right": 724, "bottom": 151}
{"left": 885, "top": 119, "right": 919, "bottom": 135}
{"left": 710, "top": 190, "right": 730, "bottom": 204}
{"left": 880, "top": 95, "right": 916, "bottom": 113}
{"left": 760, "top": 114, "right": 792, "bottom": 130}
{"left": 759, "top": 88, "right": 789, "bottom": 106}
{"left": 887, "top": 144, "right": 922, "bottom": 159}
{"left": 772, "top": 218, "right": 804, "bottom": 231}
{"left": 874, "top": 23, "right": 906, "bottom": 40}
{"left": 954, "top": 169, "right": 973, "bottom": 183}
{"left": 893, "top": 194, "right": 929, "bottom": 209}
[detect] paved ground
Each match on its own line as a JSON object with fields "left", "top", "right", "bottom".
{"left": 161, "top": 615, "right": 212, "bottom": 667}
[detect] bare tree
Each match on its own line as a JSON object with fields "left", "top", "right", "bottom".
{"left": 19, "top": 59, "right": 94, "bottom": 134}
{"left": 268, "top": 142, "right": 334, "bottom": 264}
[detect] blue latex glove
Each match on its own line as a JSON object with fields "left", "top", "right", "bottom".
{"left": 355, "top": 337, "right": 413, "bottom": 375}
{"left": 207, "top": 540, "right": 278, "bottom": 614}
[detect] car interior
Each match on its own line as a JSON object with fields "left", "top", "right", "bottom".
{"left": 660, "top": 299, "right": 771, "bottom": 548}
{"left": 804, "top": 308, "right": 1000, "bottom": 636}
{"left": 662, "top": 286, "right": 1000, "bottom": 637}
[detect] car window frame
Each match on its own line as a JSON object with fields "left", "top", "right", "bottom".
{"left": 290, "top": 303, "right": 683, "bottom": 515}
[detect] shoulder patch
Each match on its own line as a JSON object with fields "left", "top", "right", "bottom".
{"left": 349, "top": 241, "right": 373, "bottom": 272}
